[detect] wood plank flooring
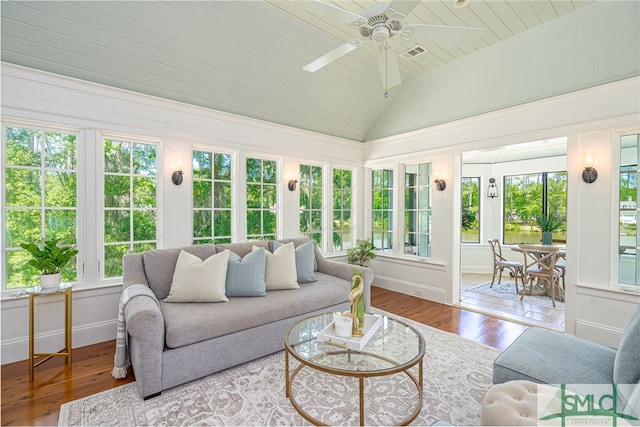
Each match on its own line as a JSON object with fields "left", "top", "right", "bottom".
{"left": 1, "top": 287, "right": 529, "bottom": 426}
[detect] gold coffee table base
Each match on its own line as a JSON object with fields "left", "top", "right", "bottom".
{"left": 285, "top": 348, "right": 424, "bottom": 426}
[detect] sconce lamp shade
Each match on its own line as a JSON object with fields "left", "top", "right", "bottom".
{"left": 487, "top": 177, "right": 499, "bottom": 198}
{"left": 288, "top": 180, "right": 298, "bottom": 191}
{"left": 434, "top": 179, "right": 446, "bottom": 192}
{"left": 171, "top": 170, "right": 183, "bottom": 186}
{"left": 582, "top": 167, "right": 598, "bottom": 184}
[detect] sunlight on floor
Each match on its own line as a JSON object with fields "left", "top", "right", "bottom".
{"left": 458, "top": 273, "right": 565, "bottom": 331}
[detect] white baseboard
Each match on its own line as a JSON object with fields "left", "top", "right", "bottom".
{"left": 374, "top": 275, "right": 447, "bottom": 304}
{"left": 1, "top": 319, "right": 117, "bottom": 365}
{"left": 575, "top": 319, "right": 624, "bottom": 349}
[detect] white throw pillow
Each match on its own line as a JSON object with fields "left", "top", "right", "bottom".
{"left": 253, "top": 242, "right": 299, "bottom": 290}
{"left": 165, "top": 249, "right": 231, "bottom": 302}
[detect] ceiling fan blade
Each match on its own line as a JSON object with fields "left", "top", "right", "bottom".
{"left": 303, "top": 39, "right": 364, "bottom": 72}
{"left": 386, "top": 0, "right": 421, "bottom": 18}
{"left": 403, "top": 24, "right": 484, "bottom": 47}
{"left": 376, "top": 44, "right": 402, "bottom": 89}
{"left": 305, "top": 0, "right": 367, "bottom": 26}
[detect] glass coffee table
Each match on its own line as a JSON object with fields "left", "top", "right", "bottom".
{"left": 285, "top": 312, "right": 425, "bottom": 426}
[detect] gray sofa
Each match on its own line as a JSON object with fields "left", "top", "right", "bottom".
{"left": 122, "top": 237, "right": 373, "bottom": 399}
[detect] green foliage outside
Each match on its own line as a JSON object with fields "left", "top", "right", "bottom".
{"left": 372, "top": 169, "right": 393, "bottom": 251}
{"left": 4, "top": 127, "right": 79, "bottom": 288}
{"left": 300, "top": 164, "right": 323, "bottom": 247}
{"left": 333, "top": 169, "right": 352, "bottom": 251}
{"left": 246, "top": 157, "right": 277, "bottom": 240}
{"left": 193, "top": 151, "right": 232, "bottom": 244}
{"left": 461, "top": 177, "right": 479, "bottom": 242}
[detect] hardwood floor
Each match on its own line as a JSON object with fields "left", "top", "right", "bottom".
{"left": 1, "top": 287, "right": 529, "bottom": 426}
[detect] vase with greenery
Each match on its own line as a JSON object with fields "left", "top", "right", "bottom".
{"left": 535, "top": 213, "right": 564, "bottom": 245}
{"left": 20, "top": 238, "right": 79, "bottom": 288}
{"left": 346, "top": 238, "right": 376, "bottom": 267}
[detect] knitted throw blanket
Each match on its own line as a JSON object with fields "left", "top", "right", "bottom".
{"left": 111, "top": 284, "right": 159, "bottom": 379}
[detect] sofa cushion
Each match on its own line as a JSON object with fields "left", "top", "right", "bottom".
{"left": 256, "top": 242, "right": 299, "bottom": 290}
{"left": 215, "top": 240, "right": 268, "bottom": 258}
{"left": 142, "top": 245, "right": 217, "bottom": 300}
{"left": 613, "top": 306, "right": 640, "bottom": 385}
{"left": 225, "top": 248, "right": 267, "bottom": 297}
{"left": 273, "top": 240, "right": 317, "bottom": 283}
{"left": 161, "top": 272, "right": 349, "bottom": 348}
{"left": 493, "top": 327, "right": 617, "bottom": 385}
{"left": 165, "top": 250, "right": 230, "bottom": 303}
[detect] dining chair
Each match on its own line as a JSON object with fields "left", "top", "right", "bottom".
{"left": 519, "top": 244, "right": 562, "bottom": 307}
{"left": 488, "top": 239, "right": 524, "bottom": 292}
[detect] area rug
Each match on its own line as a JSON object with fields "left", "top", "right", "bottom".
{"left": 58, "top": 310, "right": 502, "bottom": 426}
{"left": 468, "top": 281, "right": 565, "bottom": 310}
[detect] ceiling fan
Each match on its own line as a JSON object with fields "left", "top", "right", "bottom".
{"left": 302, "top": 0, "right": 483, "bottom": 97}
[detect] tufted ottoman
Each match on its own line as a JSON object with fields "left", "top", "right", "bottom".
{"left": 481, "top": 380, "right": 559, "bottom": 426}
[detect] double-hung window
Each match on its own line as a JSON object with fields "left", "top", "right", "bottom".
{"left": 333, "top": 168, "right": 353, "bottom": 251}
{"left": 299, "top": 164, "right": 323, "bottom": 246}
{"left": 371, "top": 168, "right": 393, "bottom": 252}
{"left": 193, "top": 150, "right": 232, "bottom": 244}
{"left": 3, "top": 125, "right": 79, "bottom": 289}
{"left": 619, "top": 133, "right": 640, "bottom": 286}
{"left": 102, "top": 137, "right": 158, "bottom": 279}
{"left": 462, "top": 177, "right": 480, "bottom": 243}
{"left": 246, "top": 157, "right": 277, "bottom": 240}
{"left": 404, "top": 163, "right": 432, "bottom": 257}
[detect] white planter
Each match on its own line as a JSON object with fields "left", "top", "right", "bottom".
{"left": 40, "top": 272, "right": 62, "bottom": 289}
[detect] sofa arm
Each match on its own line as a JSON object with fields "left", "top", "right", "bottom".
{"left": 315, "top": 247, "right": 374, "bottom": 312}
{"left": 124, "top": 293, "right": 165, "bottom": 398}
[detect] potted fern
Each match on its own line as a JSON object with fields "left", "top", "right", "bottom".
{"left": 535, "top": 213, "right": 564, "bottom": 246}
{"left": 20, "top": 238, "right": 78, "bottom": 288}
{"left": 347, "top": 238, "right": 376, "bottom": 267}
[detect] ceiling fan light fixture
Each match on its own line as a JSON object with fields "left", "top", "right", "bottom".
{"left": 452, "top": 0, "right": 471, "bottom": 8}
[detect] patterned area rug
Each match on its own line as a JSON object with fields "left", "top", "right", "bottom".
{"left": 58, "top": 310, "right": 501, "bottom": 426}
{"left": 468, "top": 281, "right": 565, "bottom": 310}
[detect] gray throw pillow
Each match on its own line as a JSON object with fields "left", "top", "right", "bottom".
{"left": 274, "top": 240, "right": 317, "bottom": 283}
{"left": 225, "top": 248, "right": 267, "bottom": 297}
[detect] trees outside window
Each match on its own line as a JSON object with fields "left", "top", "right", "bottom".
{"left": 3, "top": 126, "right": 79, "bottom": 289}
{"left": 299, "top": 164, "right": 323, "bottom": 247}
{"left": 246, "top": 157, "right": 277, "bottom": 240}
{"left": 103, "top": 138, "right": 158, "bottom": 279}
{"left": 619, "top": 133, "right": 640, "bottom": 286}
{"left": 462, "top": 177, "right": 480, "bottom": 243}
{"left": 503, "top": 171, "right": 567, "bottom": 245}
{"left": 333, "top": 168, "right": 353, "bottom": 251}
{"left": 404, "top": 163, "right": 432, "bottom": 257}
{"left": 372, "top": 169, "right": 393, "bottom": 252}
{"left": 193, "top": 150, "right": 232, "bottom": 244}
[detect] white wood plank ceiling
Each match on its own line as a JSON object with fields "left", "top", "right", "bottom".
{"left": 1, "top": 1, "right": 593, "bottom": 142}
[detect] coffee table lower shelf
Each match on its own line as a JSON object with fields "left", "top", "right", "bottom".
{"left": 284, "top": 349, "right": 423, "bottom": 426}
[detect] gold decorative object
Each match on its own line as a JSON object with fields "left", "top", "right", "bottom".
{"left": 348, "top": 277, "right": 364, "bottom": 337}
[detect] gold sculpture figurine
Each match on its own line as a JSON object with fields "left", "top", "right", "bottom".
{"left": 348, "top": 275, "right": 365, "bottom": 337}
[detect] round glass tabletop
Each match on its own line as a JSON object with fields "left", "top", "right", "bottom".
{"left": 286, "top": 312, "right": 425, "bottom": 375}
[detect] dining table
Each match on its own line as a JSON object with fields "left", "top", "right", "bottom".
{"left": 511, "top": 244, "right": 566, "bottom": 302}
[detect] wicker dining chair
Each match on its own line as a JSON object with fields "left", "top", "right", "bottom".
{"left": 519, "top": 244, "right": 562, "bottom": 307}
{"left": 488, "top": 239, "right": 524, "bottom": 293}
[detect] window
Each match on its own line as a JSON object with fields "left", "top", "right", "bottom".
{"left": 462, "top": 177, "right": 480, "bottom": 243}
{"left": 503, "top": 171, "right": 567, "bottom": 245}
{"left": 3, "top": 126, "right": 79, "bottom": 289}
{"left": 299, "top": 164, "right": 323, "bottom": 246}
{"left": 372, "top": 168, "right": 393, "bottom": 252}
{"left": 333, "top": 168, "right": 353, "bottom": 251}
{"left": 102, "top": 138, "right": 158, "bottom": 279}
{"left": 246, "top": 157, "right": 277, "bottom": 240}
{"left": 619, "top": 133, "right": 640, "bottom": 286}
{"left": 193, "top": 150, "right": 232, "bottom": 244}
{"left": 404, "top": 163, "right": 432, "bottom": 257}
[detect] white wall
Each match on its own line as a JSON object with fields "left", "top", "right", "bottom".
{"left": 0, "top": 64, "right": 366, "bottom": 364}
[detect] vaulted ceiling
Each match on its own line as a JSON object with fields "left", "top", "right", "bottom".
{"left": 1, "top": 1, "right": 594, "bottom": 142}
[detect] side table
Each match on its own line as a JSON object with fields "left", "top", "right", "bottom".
{"left": 26, "top": 283, "right": 73, "bottom": 380}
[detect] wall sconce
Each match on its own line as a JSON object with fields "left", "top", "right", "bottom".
{"left": 487, "top": 177, "right": 499, "bottom": 198}
{"left": 582, "top": 153, "right": 598, "bottom": 184}
{"left": 171, "top": 170, "right": 184, "bottom": 186}
{"left": 288, "top": 179, "right": 298, "bottom": 191}
{"left": 434, "top": 178, "right": 446, "bottom": 191}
